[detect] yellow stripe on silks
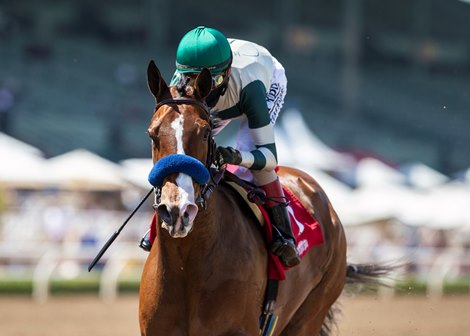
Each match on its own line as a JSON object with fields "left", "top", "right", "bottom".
{"left": 225, "top": 181, "right": 265, "bottom": 226}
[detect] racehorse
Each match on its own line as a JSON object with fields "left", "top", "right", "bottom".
{"left": 139, "top": 60, "right": 387, "bottom": 336}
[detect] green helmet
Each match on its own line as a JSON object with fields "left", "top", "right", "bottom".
{"left": 176, "top": 26, "right": 232, "bottom": 74}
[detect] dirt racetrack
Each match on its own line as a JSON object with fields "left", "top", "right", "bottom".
{"left": 1, "top": 294, "right": 469, "bottom": 335}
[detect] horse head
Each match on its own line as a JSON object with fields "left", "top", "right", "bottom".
{"left": 146, "top": 60, "right": 213, "bottom": 238}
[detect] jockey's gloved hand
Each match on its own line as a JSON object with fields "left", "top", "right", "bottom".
{"left": 216, "top": 146, "right": 242, "bottom": 166}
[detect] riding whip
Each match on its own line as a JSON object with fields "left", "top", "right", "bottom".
{"left": 88, "top": 187, "right": 154, "bottom": 272}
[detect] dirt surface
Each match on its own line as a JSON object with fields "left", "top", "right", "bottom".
{"left": 338, "top": 295, "right": 470, "bottom": 336}
{"left": 1, "top": 295, "right": 469, "bottom": 335}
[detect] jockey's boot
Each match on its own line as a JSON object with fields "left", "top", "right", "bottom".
{"left": 261, "top": 178, "right": 301, "bottom": 267}
{"left": 139, "top": 229, "right": 152, "bottom": 252}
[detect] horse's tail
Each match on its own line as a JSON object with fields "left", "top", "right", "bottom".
{"left": 345, "top": 262, "right": 399, "bottom": 287}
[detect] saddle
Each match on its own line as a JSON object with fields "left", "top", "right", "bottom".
{"left": 220, "top": 169, "right": 324, "bottom": 281}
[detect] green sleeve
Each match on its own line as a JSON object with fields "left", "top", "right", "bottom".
{"left": 238, "top": 80, "right": 271, "bottom": 129}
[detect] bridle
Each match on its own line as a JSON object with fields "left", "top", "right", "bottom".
{"left": 152, "top": 97, "right": 220, "bottom": 209}
{"left": 154, "top": 97, "right": 210, "bottom": 117}
{"left": 154, "top": 97, "right": 216, "bottom": 170}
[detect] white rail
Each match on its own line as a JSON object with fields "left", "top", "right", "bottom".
{"left": 0, "top": 242, "right": 146, "bottom": 302}
{"left": 0, "top": 243, "right": 469, "bottom": 301}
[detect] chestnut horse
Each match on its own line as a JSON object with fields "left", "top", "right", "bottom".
{"left": 139, "top": 61, "right": 383, "bottom": 336}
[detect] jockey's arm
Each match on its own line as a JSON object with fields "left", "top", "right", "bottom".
{"left": 238, "top": 80, "right": 278, "bottom": 171}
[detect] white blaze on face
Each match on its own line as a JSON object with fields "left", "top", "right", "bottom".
{"left": 172, "top": 114, "right": 185, "bottom": 154}
{"left": 164, "top": 114, "right": 198, "bottom": 237}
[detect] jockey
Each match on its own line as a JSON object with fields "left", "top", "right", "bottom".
{"left": 140, "top": 26, "right": 300, "bottom": 267}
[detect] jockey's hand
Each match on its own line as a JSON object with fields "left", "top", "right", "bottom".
{"left": 216, "top": 146, "right": 242, "bottom": 166}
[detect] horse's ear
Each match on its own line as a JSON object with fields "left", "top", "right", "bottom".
{"left": 194, "top": 68, "right": 212, "bottom": 100}
{"left": 147, "top": 60, "right": 171, "bottom": 102}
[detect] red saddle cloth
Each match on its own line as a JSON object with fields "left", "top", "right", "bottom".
{"left": 261, "top": 186, "right": 324, "bottom": 280}
{"left": 146, "top": 183, "right": 324, "bottom": 281}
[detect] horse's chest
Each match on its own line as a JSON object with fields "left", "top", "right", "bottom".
{"left": 150, "top": 280, "right": 262, "bottom": 335}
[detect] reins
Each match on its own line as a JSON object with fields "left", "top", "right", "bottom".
{"left": 88, "top": 187, "right": 153, "bottom": 271}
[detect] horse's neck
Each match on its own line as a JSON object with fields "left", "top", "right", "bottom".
{"left": 154, "top": 188, "right": 257, "bottom": 279}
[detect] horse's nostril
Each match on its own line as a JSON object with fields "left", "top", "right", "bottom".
{"left": 182, "top": 212, "right": 189, "bottom": 226}
{"left": 157, "top": 204, "right": 172, "bottom": 224}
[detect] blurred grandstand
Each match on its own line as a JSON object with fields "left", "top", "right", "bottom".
{"left": 0, "top": 0, "right": 469, "bottom": 173}
{"left": 0, "top": 0, "right": 470, "bottom": 299}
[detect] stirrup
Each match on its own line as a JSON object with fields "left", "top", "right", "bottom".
{"left": 139, "top": 229, "right": 152, "bottom": 252}
{"left": 270, "top": 227, "right": 301, "bottom": 267}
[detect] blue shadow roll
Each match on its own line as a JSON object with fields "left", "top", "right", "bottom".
{"left": 148, "top": 154, "right": 210, "bottom": 188}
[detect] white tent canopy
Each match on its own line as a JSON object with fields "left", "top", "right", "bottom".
{"left": 46, "top": 149, "right": 126, "bottom": 190}
{"left": 2, "top": 131, "right": 467, "bottom": 231}
{"left": 279, "top": 109, "right": 355, "bottom": 172}
{"left": 353, "top": 157, "right": 405, "bottom": 188}
{"left": 120, "top": 158, "right": 153, "bottom": 189}
{"left": 414, "top": 182, "right": 470, "bottom": 229}
{"left": 0, "top": 132, "right": 52, "bottom": 188}
{"left": 0, "top": 132, "right": 43, "bottom": 158}
{"left": 0, "top": 152, "right": 52, "bottom": 188}
{"left": 400, "top": 161, "right": 449, "bottom": 189}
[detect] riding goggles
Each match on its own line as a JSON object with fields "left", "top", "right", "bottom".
{"left": 212, "top": 73, "right": 226, "bottom": 89}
